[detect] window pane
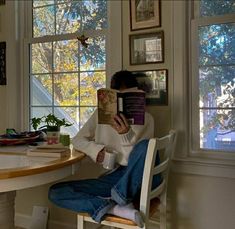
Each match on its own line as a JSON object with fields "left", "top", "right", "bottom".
{"left": 54, "top": 73, "right": 79, "bottom": 106}
{"left": 199, "top": 23, "right": 235, "bottom": 66}
{"left": 55, "top": 0, "right": 107, "bottom": 34}
{"left": 200, "top": 109, "right": 235, "bottom": 151}
{"left": 80, "top": 71, "right": 106, "bottom": 106}
{"left": 32, "top": 43, "right": 52, "bottom": 73}
{"left": 199, "top": 66, "right": 235, "bottom": 108}
{"left": 56, "top": 3, "right": 81, "bottom": 34}
{"left": 33, "top": 0, "right": 54, "bottom": 8}
{"left": 80, "top": 36, "right": 106, "bottom": 71}
{"left": 200, "top": 0, "right": 235, "bottom": 17}
{"left": 33, "top": 6, "right": 55, "bottom": 37}
{"left": 54, "top": 40, "right": 78, "bottom": 72}
{"left": 80, "top": 107, "right": 96, "bottom": 128}
{"left": 82, "top": 0, "right": 108, "bottom": 30}
{"left": 54, "top": 107, "right": 79, "bottom": 137}
{"left": 31, "top": 74, "right": 53, "bottom": 106}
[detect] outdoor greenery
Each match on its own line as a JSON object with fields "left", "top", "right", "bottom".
{"left": 200, "top": 0, "right": 235, "bottom": 17}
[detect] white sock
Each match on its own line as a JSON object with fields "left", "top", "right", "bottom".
{"left": 108, "top": 203, "right": 144, "bottom": 227}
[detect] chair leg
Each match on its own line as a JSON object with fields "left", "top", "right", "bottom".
{"left": 160, "top": 192, "right": 167, "bottom": 229}
{"left": 77, "top": 215, "right": 85, "bottom": 229}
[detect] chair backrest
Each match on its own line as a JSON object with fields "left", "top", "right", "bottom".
{"left": 139, "top": 130, "right": 177, "bottom": 223}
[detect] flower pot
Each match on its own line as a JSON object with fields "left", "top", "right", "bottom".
{"left": 47, "top": 126, "right": 60, "bottom": 145}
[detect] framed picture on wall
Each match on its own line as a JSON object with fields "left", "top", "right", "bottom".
{"left": 0, "top": 0, "right": 5, "bottom": 5}
{"left": 130, "top": 31, "right": 164, "bottom": 65}
{"left": 130, "top": 0, "right": 161, "bottom": 31}
{"left": 132, "top": 69, "right": 168, "bottom": 105}
{"left": 0, "top": 42, "right": 6, "bottom": 85}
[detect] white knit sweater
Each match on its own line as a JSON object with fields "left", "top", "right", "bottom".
{"left": 72, "top": 110, "right": 154, "bottom": 166}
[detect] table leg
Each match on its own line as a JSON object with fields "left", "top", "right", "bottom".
{"left": 0, "top": 191, "right": 16, "bottom": 229}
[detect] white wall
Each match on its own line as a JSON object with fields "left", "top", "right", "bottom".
{"left": 0, "top": 0, "right": 21, "bottom": 133}
{"left": 0, "top": 1, "right": 234, "bottom": 229}
{"left": 169, "top": 173, "right": 235, "bottom": 229}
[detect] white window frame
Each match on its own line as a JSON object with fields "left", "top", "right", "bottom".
{"left": 191, "top": 14, "right": 235, "bottom": 161}
{"left": 19, "top": 0, "right": 122, "bottom": 131}
{"left": 171, "top": 0, "right": 235, "bottom": 178}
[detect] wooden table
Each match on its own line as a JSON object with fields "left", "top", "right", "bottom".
{"left": 0, "top": 146, "right": 85, "bottom": 229}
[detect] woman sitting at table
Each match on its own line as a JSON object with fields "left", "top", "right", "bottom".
{"left": 48, "top": 70, "right": 161, "bottom": 227}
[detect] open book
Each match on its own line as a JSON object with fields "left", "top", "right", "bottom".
{"left": 27, "top": 144, "right": 70, "bottom": 158}
{"left": 97, "top": 88, "right": 145, "bottom": 125}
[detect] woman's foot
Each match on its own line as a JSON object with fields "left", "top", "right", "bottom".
{"left": 108, "top": 203, "right": 144, "bottom": 227}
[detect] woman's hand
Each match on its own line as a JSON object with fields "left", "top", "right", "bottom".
{"left": 96, "top": 149, "right": 105, "bottom": 163}
{"left": 112, "top": 113, "right": 130, "bottom": 134}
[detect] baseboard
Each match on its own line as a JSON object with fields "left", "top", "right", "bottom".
{"left": 15, "top": 213, "right": 31, "bottom": 229}
{"left": 15, "top": 212, "right": 164, "bottom": 229}
{"left": 15, "top": 213, "right": 76, "bottom": 229}
{"left": 15, "top": 213, "right": 102, "bottom": 229}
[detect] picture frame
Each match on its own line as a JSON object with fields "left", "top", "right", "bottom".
{"left": 133, "top": 69, "right": 168, "bottom": 105}
{"left": 0, "top": 42, "right": 6, "bottom": 85}
{"left": 130, "top": 0, "right": 161, "bottom": 31}
{"left": 130, "top": 31, "right": 164, "bottom": 65}
{"left": 0, "top": 0, "right": 5, "bottom": 5}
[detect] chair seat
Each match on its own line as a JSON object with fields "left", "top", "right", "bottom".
{"left": 78, "top": 198, "right": 160, "bottom": 226}
{"left": 79, "top": 212, "right": 138, "bottom": 226}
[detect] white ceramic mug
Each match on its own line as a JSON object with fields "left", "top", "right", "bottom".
{"left": 102, "top": 149, "right": 117, "bottom": 170}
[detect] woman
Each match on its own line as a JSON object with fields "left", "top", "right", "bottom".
{"left": 48, "top": 70, "right": 160, "bottom": 227}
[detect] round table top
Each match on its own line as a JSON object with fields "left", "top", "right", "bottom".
{"left": 0, "top": 150, "right": 86, "bottom": 180}
{"left": 0, "top": 146, "right": 86, "bottom": 193}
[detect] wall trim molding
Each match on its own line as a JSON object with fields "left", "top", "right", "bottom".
{"left": 172, "top": 158, "right": 235, "bottom": 179}
{"left": 15, "top": 212, "right": 160, "bottom": 229}
{"left": 15, "top": 213, "right": 76, "bottom": 229}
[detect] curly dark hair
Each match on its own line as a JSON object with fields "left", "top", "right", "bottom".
{"left": 110, "top": 70, "right": 139, "bottom": 90}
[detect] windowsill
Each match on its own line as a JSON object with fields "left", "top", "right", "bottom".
{"left": 172, "top": 156, "right": 235, "bottom": 178}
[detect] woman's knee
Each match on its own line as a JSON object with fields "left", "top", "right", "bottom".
{"left": 48, "top": 182, "right": 67, "bottom": 201}
{"left": 134, "top": 139, "right": 149, "bottom": 154}
{"left": 129, "top": 139, "right": 149, "bottom": 161}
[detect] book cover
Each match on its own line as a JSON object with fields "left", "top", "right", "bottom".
{"left": 97, "top": 88, "right": 145, "bottom": 125}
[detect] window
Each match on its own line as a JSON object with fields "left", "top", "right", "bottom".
{"left": 28, "top": 0, "right": 111, "bottom": 137}
{"left": 191, "top": 0, "right": 235, "bottom": 154}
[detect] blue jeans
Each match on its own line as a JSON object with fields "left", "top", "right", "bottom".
{"left": 48, "top": 139, "right": 161, "bottom": 222}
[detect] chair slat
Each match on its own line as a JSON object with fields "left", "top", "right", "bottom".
{"left": 150, "top": 179, "right": 165, "bottom": 199}
{"left": 155, "top": 136, "right": 171, "bottom": 150}
{"left": 152, "top": 158, "right": 169, "bottom": 175}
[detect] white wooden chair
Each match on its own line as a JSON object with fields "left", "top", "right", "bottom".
{"left": 77, "top": 130, "right": 177, "bottom": 229}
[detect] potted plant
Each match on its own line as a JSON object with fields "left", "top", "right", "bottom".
{"left": 31, "top": 114, "right": 72, "bottom": 144}
{"left": 31, "top": 114, "right": 72, "bottom": 131}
